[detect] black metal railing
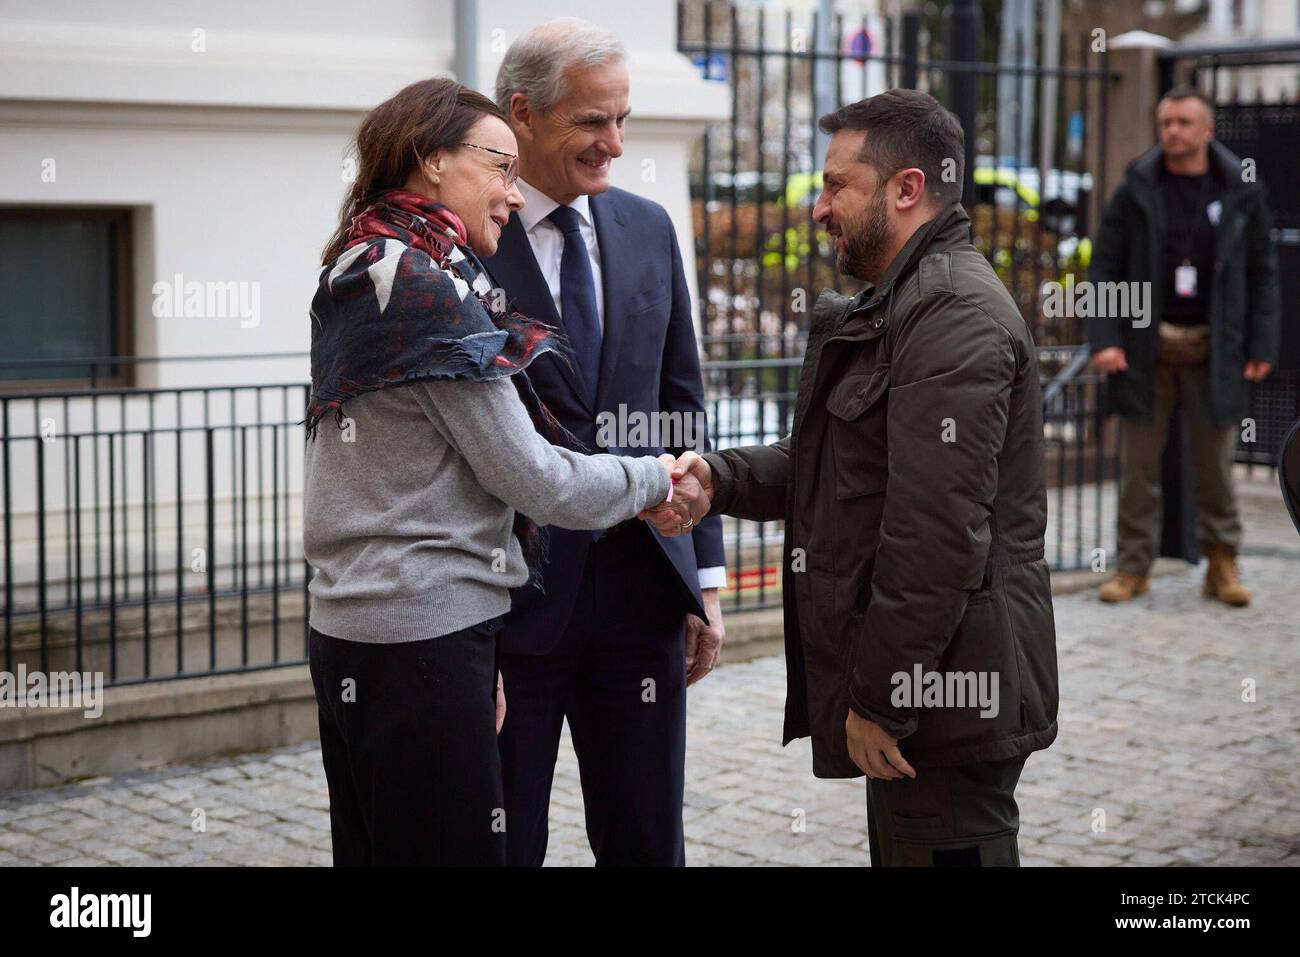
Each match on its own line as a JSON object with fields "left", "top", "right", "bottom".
{"left": 1, "top": 343, "right": 1115, "bottom": 682}
{"left": 702, "top": 351, "right": 801, "bottom": 610}
{"left": 1, "top": 367, "right": 311, "bottom": 687}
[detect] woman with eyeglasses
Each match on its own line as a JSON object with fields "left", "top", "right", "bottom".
{"left": 303, "top": 78, "right": 684, "bottom": 866}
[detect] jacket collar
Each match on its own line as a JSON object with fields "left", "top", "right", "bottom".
{"left": 860, "top": 202, "right": 972, "bottom": 309}
{"left": 1128, "top": 139, "right": 1244, "bottom": 194}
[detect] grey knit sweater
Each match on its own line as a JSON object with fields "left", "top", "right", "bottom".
{"left": 303, "top": 377, "right": 671, "bottom": 642}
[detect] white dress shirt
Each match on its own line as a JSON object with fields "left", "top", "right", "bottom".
{"left": 516, "top": 178, "right": 605, "bottom": 334}
{"left": 515, "top": 178, "right": 725, "bottom": 594}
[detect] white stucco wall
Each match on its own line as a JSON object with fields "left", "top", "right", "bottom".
{"left": 0, "top": 0, "right": 727, "bottom": 388}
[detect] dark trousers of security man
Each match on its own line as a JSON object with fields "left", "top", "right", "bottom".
{"left": 1116, "top": 357, "right": 1242, "bottom": 577}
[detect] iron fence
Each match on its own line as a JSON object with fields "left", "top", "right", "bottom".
{"left": 0, "top": 360, "right": 310, "bottom": 687}
{"left": 0, "top": 341, "right": 1116, "bottom": 683}
{"left": 677, "top": 0, "right": 1120, "bottom": 372}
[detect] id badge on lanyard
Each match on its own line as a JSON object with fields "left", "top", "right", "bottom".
{"left": 1172, "top": 173, "right": 1211, "bottom": 299}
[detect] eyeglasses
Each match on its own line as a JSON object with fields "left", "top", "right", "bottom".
{"left": 457, "top": 142, "right": 519, "bottom": 188}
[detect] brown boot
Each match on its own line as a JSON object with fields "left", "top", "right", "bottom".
{"left": 1099, "top": 572, "right": 1150, "bottom": 603}
{"left": 1204, "top": 545, "right": 1251, "bottom": 606}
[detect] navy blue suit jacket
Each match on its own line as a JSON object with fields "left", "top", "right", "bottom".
{"left": 482, "top": 186, "right": 726, "bottom": 656}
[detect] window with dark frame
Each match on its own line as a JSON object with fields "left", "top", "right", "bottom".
{"left": 0, "top": 206, "right": 134, "bottom": 389}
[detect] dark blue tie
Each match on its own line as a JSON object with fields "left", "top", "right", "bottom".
{"left": 547, "top": 204, "right": 602, "bottom": 408}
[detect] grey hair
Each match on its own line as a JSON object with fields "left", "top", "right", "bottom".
{"left": 495, "top": 18, "right": 627, "bottom": 117}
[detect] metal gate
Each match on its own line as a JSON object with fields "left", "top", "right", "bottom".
{"left": 677, "top": 0, "right": 1122, "bottom": 607}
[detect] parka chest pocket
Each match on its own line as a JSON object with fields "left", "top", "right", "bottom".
{"left": 825, "top": 365, "right": 891, "bottom": 499}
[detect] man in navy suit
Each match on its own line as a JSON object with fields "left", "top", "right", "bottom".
{"left": 484, "top": 18, "right": 727, "bottom": 866}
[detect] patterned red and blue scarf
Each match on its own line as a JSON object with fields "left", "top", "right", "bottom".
{"left": 307, "top": 188, "right": 583, "bottom": 589}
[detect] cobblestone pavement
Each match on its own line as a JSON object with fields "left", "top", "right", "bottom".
{"left": 1, "top": 475, "right": 1296, "bottom": 867}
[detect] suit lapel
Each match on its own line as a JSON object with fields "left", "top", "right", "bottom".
{"left": 590, "top": 192, "right": 628, "bottom": 416}
{"left": 491, "top": 212, "right": 592, "bottom": 414}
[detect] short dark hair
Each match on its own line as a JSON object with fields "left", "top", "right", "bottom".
{"left": 818, "top": 88, "right": 965, "bottom": 208}
{"left": 1158, "top": 85, "right": 1215, "bottom": 120}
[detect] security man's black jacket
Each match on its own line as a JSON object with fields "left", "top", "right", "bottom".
{"left": 1086, "top": 140, "right": 1281, "bottom": 427}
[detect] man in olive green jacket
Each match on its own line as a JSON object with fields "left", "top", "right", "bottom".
{"left": 649, "top": 90, "right": 1058, "bottom": 867}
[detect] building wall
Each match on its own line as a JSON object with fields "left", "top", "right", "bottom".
{"left": 0, "top": 0, "right": 727, "bottom": 388}
{"left": 1184, "top": 0, "right": 1300, "bottom": 99}
{"left": 0, "top": 0, "right": 458, "bottom": 390}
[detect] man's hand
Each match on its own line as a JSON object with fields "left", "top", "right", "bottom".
{"left": 1244, "top": 360, "right": 1273, "bottom": 382}
{"left": 1090, "top": 347, "right": 1128, "bottom": 373}
{"left": 685, "top": 588, "right": 725, "bottom": 685}
{"left": 639, "top": 451, "right": 714, "bottom": 536}
{"left": 495, "top": 671, "right": 506, "bottom": 735}
{"left": 845, "top": 709, "right": 916, "bottom": 781}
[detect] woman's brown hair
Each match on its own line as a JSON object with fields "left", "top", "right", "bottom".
{"left": 322, "top": 77, "right": 507, "bottom": 264}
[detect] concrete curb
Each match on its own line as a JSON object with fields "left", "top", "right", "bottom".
{"left": 0, "top": 666, "right": 317, "bottom": 792}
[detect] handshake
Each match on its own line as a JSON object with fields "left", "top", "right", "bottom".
{"left": 639, "top": 451, "right": 714, "bottom": 537}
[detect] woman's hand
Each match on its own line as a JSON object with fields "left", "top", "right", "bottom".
{"left": 495, "top": 671, "right": 506, "bottom": 734}
{"left": 657, "top": 453, "right": 678, "bottom": 485}
{"left": 639, "top": 454, "right": 689, "bottom": 530}
{"left": 640, "top": 451, "right": 714, "bottom": 536}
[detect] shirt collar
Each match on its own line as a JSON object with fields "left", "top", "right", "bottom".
{"left": 516, "top": 178, "right": 593, "bottom": 235}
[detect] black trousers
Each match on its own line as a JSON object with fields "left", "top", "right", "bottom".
{"left": 308, "top": 617, "right": 507, "bottom": 866}
{"left": 866, "top": 756, "right": 1027, "bottom": 867}
{"left": 498, "top": 528, "right": 688, "bottom": 866}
